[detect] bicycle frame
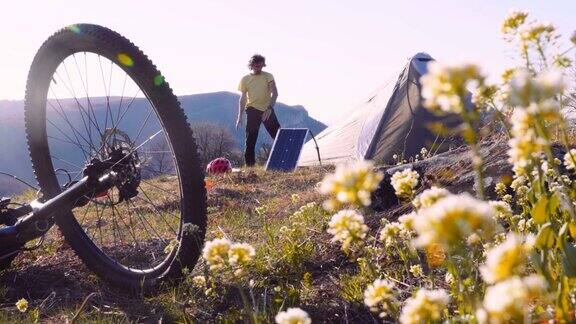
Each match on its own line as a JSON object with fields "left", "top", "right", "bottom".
{"left": 0, "top": 151, "right": 130, "bottom": 262}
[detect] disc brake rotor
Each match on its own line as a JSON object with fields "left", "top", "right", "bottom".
{"left": 95, "top": 128, "right": 141, "bottom": 205}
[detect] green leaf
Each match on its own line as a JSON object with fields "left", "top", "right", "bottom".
{"left": 549, "top": 193, "right": 560, "bottom": 214}
{"left": 558, "top": 223, "right": 569, "bottom": 249}
{"left": 558, "top": 277, "right": 571, "bottom": 318}
{"left": 535, "top": 223, "right": 556, "bottom": 249}
{"left": 531, "top": 196, "right": 549, "bottom": 224}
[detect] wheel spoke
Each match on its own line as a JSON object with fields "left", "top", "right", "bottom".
{"left": 98, "top": 55, "right": 113, "bottom": 132}
{"left": 73, "top": 54, "right": 104, "bottom": 139}
{"left": 131, "top": 101, "right": 155, "bottom": 146}
{"left": 116, "top": 73, "right": 128, "bottom": 125}
{"left": 50, "top": 155, "right": 83, "bottom": 171}
{"left": 52, "top": 70, "right": 96, "bottom": 149}
{"left": 127, "top": 198, "right": 168, "bottom": 244}
{"left": 114, "top": 88, "right": 142, "bottom": 131}
{"left": 46, "top": 121, "right": 91, "bottom": 156}
{"left": 47, "top": 90, "right": 95, "bottom": 156}
{"left": 139, "top": 178, "right": 180, "bottom": 199}
{"left": 136, "top": 185, "right": 178, "bottom": 235}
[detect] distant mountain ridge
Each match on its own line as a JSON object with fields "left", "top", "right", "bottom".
{"left": 0, "top": 92, "right": 326, "bottom": 196}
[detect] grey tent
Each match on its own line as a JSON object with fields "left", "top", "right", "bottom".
{"left": 298, "top": 52, "right": 461, "bottom": 167}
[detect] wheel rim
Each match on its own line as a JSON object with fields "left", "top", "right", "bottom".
{"left": 44, "top": 52, "right": 183, "bottom": 271}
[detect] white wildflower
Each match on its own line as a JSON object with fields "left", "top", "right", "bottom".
{"left": 508, "top": 69, "right": 565, "bottom": 107}
{"left": 421, "top": 62, "right": 486, "bottom": 114}
{"left": 413, "top": 193, "right": 499, "bottom": 249}
{"left": 489, "top": 201, "right": 513, "bottom": 220}
{"left": 409, "top": 264, "right": 424, "bottom": 277}
{"left": 390, "top": 169, "right": 419, "bottom": 199}
{"left": 275, "top": 308, "right": 311, "bottom": 324}
{"left": 228, "top": 243, "right": 256, "bottom": 267}
{"left": 398, "top": 211, "right": 416, "bottom": 232}
{"left": 364, "top": 279, "right": 396, "bottom": 318}
{"left": 320, "top": 160, "right": 384, "bottom": 210}
{"left": 399, "top": 289, "right": 450, "bottom": 324}
{"left": 327, "top": 209, "right": 368, "bottom": 251}
{"left": 202, "top": 238, "right": 231, "bottom": 271}
{"left": 564, "top": 149, "right": 576, "bottom": 170}
{"left": 379, "top": 222, "right": 402, "bottom": 247}
{"left": 481, "top": 275, "right": 548, "bottom": 323}
{"left": 412, "top": 186, "right": 450, "bottom": 209}
{"left": 480, "top": 233, "right": 533, "bottom": 284}
{"left": 445, "top": 272, "right": 455, "bottom": 285}
{"left": 192, "top": 275, "right": 206, "bottom": 288}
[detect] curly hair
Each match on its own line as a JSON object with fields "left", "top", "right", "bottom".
{"left": 248, "top": 54, "right": 266, "bottom": 68}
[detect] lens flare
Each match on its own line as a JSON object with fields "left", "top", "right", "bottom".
{"left": 67, "top": 25, "right": 81, "bottom": 34}
{"left": 154, "top": 74, "right": 165, "bottom": 86}
{"left": 117, "top": 53, "right": 134, "bottom": 67}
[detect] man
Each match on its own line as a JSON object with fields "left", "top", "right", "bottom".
{"left": 236, "top": 54, "right": 280, "bottom": 166}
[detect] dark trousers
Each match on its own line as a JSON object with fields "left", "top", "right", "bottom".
{"left": 245, "top": 107, "right": 280, "bottom": 166}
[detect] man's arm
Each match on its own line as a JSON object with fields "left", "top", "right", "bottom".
{"left": 269, "top": 80, "right": 278, "bottom": 108}
{"left": 263, "top": 80, "right": 278, "bottom": 121}
{"left": 236, "top": 91, "right": 247, "bottom": 130}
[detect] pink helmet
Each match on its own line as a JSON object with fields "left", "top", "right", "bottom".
{"left": 206, "top": 157, "right": 232, "bottom": 174}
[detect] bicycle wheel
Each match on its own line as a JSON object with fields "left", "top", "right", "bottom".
{"left": 24, "top": 24, "right": 206, "bottom": 290}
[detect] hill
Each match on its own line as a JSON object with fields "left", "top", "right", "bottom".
{"left": 0, "top": 93, "right": 326, "bottom": 195}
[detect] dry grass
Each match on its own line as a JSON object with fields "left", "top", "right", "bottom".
{"left": 0, "top": 165, "right": 385, "bottom": 322}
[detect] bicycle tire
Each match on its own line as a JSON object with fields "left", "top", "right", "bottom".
{"left": 24, "top": 24, "right": 206, "bottom": 290}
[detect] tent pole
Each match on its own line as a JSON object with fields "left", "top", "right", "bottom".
{"left": 308, "top": 130, "right": 322, "bottom": 167}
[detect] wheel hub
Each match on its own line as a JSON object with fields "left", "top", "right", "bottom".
{"left": 97, "top": 128, "right": 141, "bottom": 203}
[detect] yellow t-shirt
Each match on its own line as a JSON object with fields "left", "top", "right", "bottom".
{"left": 238, "top": 72, "right": 274, "bottom": 111}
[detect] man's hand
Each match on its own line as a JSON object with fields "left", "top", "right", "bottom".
{"left": 236, "top": 115, "right": 243, "bottom": 130}
{"left": 262, "top": 107, "right": 273, "bottom": 122}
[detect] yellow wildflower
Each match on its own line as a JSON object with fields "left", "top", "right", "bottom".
{"left": 553, "top": 54, "right": 572, "bottom": 68}
{"left": 508, "top": 69, "right": 565, "bottom": 107}
{"left": 519, "top": 22, "right": 556, "bottom": 45}
{"left": 500, "top": 68, "right": 516, "bottom": 83}
{"left": 15, "top": 298, "right": 28, "bottom": 313}
{"left": 500, "top": 10, "right": 528, "bottom": 35}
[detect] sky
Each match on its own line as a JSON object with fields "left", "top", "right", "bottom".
{"left": 0, "top": 0, "right": 574, "bottom": 125}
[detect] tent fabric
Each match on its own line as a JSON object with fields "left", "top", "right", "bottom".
{"left": 298, "top": 53, "right": 460, "bottom": 167}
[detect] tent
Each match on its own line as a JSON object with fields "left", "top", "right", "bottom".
{"left": 298, "top": 52, "right": 461, "bottom": 167}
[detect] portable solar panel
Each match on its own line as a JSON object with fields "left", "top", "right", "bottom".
{"left": 265, "top": 128, "right": 308, "bottom": 172}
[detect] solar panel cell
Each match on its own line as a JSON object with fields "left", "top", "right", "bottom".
{"left": 266, "top": 128, "right": 308, "bottom": 172}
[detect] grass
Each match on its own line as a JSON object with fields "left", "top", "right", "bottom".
{"left": 0, "top": 165, "right": 385, "bottom": 322}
